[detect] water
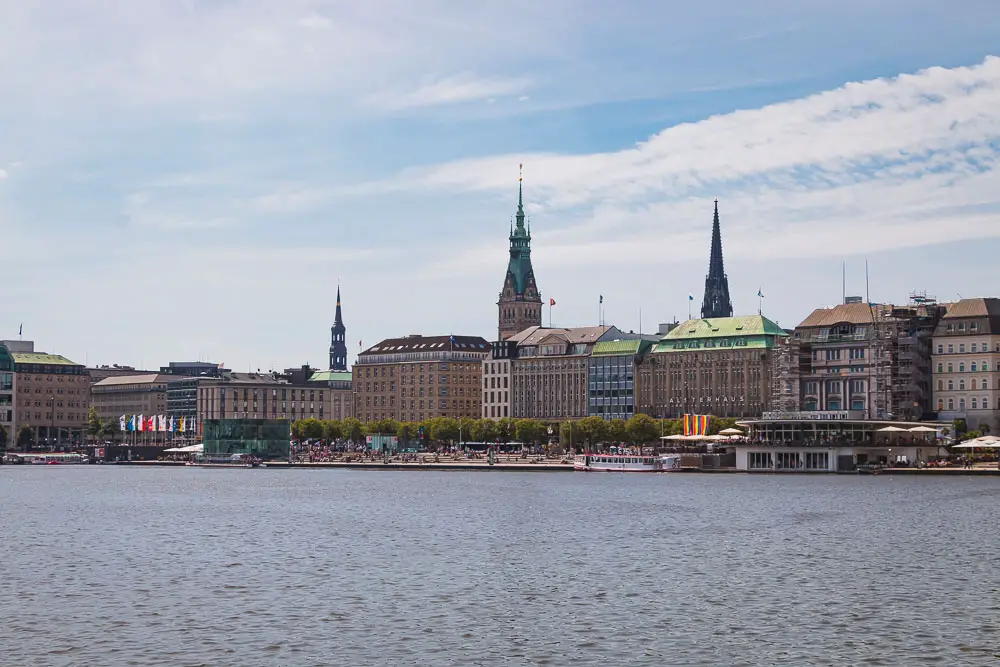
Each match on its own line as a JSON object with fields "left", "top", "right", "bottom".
{"left": 1, "top": 468, "right": 998, "bottom": 666}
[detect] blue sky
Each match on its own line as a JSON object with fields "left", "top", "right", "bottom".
{"left": 1, "top": 0, "right": 998, "bottom": 371}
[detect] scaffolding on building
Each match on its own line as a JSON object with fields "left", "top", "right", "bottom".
{"left": 869, "top": 292, "right": 942, "bottom": 421}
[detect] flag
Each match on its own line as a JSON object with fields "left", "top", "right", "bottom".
{"left": 169, "top": 416, "right": 175, "bottom": 432}
{"left": 757, "top": 288, "right": 764, "bottom": 298}
{"left": 18, "top": 323, "right": 22, "bottom": 336}
{"left": 148, "top": 416, "right": 155, "bottom": 431}
{"left": 179, "top": 417, "right": 186, "bottom": 433}
{"left": 688, "top": 294, "right": 694, "bottom": 301}
{"left": 159, "top": 415, "right": 166, "bottom": 432}
{"left": 119, "top": 415, "right": 126, "bottom": 432}
{"left": 449, "top": 335, "right": 455, "bottom": 344}
{"left": 549, "top": 298, "right": 556, "bottom": 306}
{"left": 137, "top": 415, "right": 144, "bottom": 432}
{"left": 599, "top": 295, "right": 603, "bottom": 304}
{"left": 217, "top": 362, "right": 224, "bottom": 369}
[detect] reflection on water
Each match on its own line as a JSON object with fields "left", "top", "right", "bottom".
{"left": 1, "top": 468, "right": 997, "bottom": 666}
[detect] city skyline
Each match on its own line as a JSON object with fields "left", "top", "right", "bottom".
{"left": 1, "top": 2, "right": 998, "bottom": 371}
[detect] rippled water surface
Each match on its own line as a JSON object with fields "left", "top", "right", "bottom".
{"left": 2, "top": 467, "right": 999, "bottom": 666}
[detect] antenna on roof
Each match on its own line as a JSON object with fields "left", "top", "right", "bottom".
{"left": 842, "top": 261, "right": 846, "bottom": 305}
{"left": 865, "top": 258, "right": 870, "bottom": 304}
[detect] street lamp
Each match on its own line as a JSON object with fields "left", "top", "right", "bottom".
{"left": 48, "top": 394, "right": 56, "bottom": 451}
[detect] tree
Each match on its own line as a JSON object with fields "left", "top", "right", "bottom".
{"left": 396, "top": 421, "right": 415, "bottom": 444}
{"left": 86, "top": 407, "right": 103, "bottom": 442}
{"left": 578, "top": 416, "right": 608, "bottom": 447}
{"left": 559, "top": 421, "right": 578, "bottom": 452}
{"left": 496, "top": 417, "right": 517, "bottom": 444}
{"left": 323, "top": 420, "right": 345, "bottom": 442}
{"left": 100, "top": 420, "right": 118, "bottom": 439}
{"left": 515, "top": 419, "right": 546, "bottom": 446}
{"left": 606, "top": 419, "right": 628, "bottom": 444}
{"left": 707, "top": 416, "right": 738, "bottom": 436}
{"left": 458, "top": 417, "right": 477, "bottom": 444}
{"left": 298, "top": 418, "right": 325, "bottom": 441}
{"left": 471, "top": 418, "right": 498, "bottom": 444}
{"left": 16, "top": 425, "right": 34, "bottom": 449}
{"left": 626, "top": 414, "right": 659, "bottom": 444}
{"left": 430, "top": 417, "right": 460, "bottom": 445}
{"left": 0, "top": 422, "right": 7, "bottom": 449}
{"left": 343, "top": 418, "right": 364, "bottom": 445}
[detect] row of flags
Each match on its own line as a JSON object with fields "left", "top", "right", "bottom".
{"left": 683, "top": 414, "right": 711, "bottom": 436}
{"left": 118, "top": 414, "right": 196, "bottom": 433}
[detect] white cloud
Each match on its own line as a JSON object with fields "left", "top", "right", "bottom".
{"left": 299, "top": 14, "right": 332, "bottom": 29}
{"left": 0, "top": 169, "right": 7, "bottom": 180}
{"left": 367, "top": 74, "right": 531, "bottom": 111}
{"left": 354, "top": 56, "right": 1000, "bottom": 264}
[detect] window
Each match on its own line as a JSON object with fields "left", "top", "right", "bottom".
{"left": 937, "top": 344, "right": 943, "bottom": 354}
{"left": 937, "top": 363, "right": 943, "bottom": 373}
{"left": 972, "top": 398, "right": 978, "bottom": 409}
{"left": 959, "top": 380, "right": 966, "bottom": 390}
{"left": 984, "top": 397, "right": 990, "bottom": 410}
{"left": 948, "top": 380, "right": 954, "bottom": 390}
{"left": 948, "top": 398, "right": 954, "bottom": 410}
{"left": 937, "top": 399, "right": 944, "bottom": 410}
{"left": 959, "top": 363, "right": 966, "bottom": 372}
{"left": 948, "top": 363, "right": 953, "bottom": 373}
{"left": 948, "top": 344, "right": 954, "bottom": 353}
{"left": 748, "top": 452, "right": 772, "bottom": 469}
{"left": 972, "top": 363, "right": 978, "bottom": 372}
{"left": 971, "top": 343, "right": 978, "bottom": 353}
{"left": 959, "top": 398, "right": 966, "bottom": 410}
{"left": 937, "top": 380, "right": 943, "bottom": 391}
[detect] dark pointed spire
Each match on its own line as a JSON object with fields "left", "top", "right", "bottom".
{"left": 515, "top": 162, "right": 526, "bottom": 230}
{"left": 329, "top": 284, "right": 347, "bottom": 371}
{"left": 700, "top": 198, "right": 734, "bottom": 319}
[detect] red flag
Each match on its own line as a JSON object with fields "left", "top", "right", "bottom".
{"left": 549, "top": 298, "right": 556, "bottom": 306}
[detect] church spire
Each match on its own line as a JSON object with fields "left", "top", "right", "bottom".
{"left": 515, "top": 162, "right": 526, "bottom": 230}
{"left": 329, "top": 284, "right": 347, "bottom": 371}
{"left": 497, "top": 163, "right": 542, "bottom": 340}
{"left": 700, "top": 198, "right": 734, "bottom": 319}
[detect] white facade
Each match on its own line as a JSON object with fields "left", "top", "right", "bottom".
{"left": 481, "top": 358, "right": 511, "bottom": 420}
{"left": 931, "top": 299, "right": 1000, "bottom": 433}
{"left": 734, "top": 445, "right": 936, "bottom": 472}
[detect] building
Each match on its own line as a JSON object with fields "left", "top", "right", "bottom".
{"left": 636, "top": 316, "right": 786, "bottom": 418}
{"left": 700, "top": 199, "right": 734, "bottom": 320}
{"left": 733, "top": 416, "right": 948, "bottom": 472}
{"left": 497, "top": 172, "right": 543, "bottom": 340}
{"left": 329, "top": 285, "right": 348, "bottom": 371}
{"left": 202, "top": 419, "right": 291, "bottom": 460}
{"left": 0, "top": 344, "right": 13, "bottom": 448}
{"left": 354, "top": 334, "right": 491, "bottom": 423}
{"left": 793, "top": 297, "right": 944, "bottom": 421}
{"left": 3, "top": 340, "right": 87, "bottom": 448}
{"left": 197, "top": 371, "right": 344, "bottom": 427}
{"left": 510, "top": 325, "right": 619, "bottom": 420}
{"left": 588, "top": 338, "right": 656, "bottom": 420}
{"left": 90, "top": 374, "right": 174, "bottom": 423}
{"left": 88, "top": 365, "right": 158, "bottom": 384}
{"left": 307, "top": 369, "right": 355, "bottom": 420}
{"left": 932, "top": 297, "right": 1000, "bottom": 432}
{"left": 482, "top": 339, "right": 517, "bottom": 419}
{"left": 160, "top": 361, "right": 228, "bottom": 377}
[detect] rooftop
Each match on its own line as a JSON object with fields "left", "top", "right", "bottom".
{"left": 663, "top": 315, "right": 785, "bottom": 340}
{"left": 11, "top": 351, "right": 82, "bottom": 366}
{"left": 362, "top": 334, "right": 491, "bottom": 355}
{"left": 308, "top": 370, "right": 353, "bottom": 383}
{"left": 93, "top": 374, "right": 177, "bottom": 387}
{"left": 942, "top": 297, "right": 1000, "bottom": 319}
{"left": 512, "top": 325, "right": 612, "bottom": 347}
{"left": 797, "top": 303, "right": 877, "bottom": 328}
{"left": 591, "top": 339, "right": 653, "bottom": 357}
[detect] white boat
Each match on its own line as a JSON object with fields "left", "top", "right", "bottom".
{"left": 574, "top": 453, "right": 663, "bottom": 472}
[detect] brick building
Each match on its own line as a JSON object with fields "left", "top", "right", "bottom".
{"left": 354, "top": 334, "right": 491, "bottom": 423}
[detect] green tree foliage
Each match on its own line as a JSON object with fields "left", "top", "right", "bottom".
{"left": 578, "top": 416, "right": 608, "bottom": 446}
{"left": 515, "top": 419, "right": 547, "bottom": 445}
{"left": 430, "top": 417, "right": 460, "bottom": 444}
{"left": 625, "top": 414, "right": 659, "bottom": 444}
{"left": 86, "top": 407, "right": 103, "bottom": 440}
{"left": 606, "top": 419, "right": 627, "bottom": 444}
{"left": 323, "top": 420, "right": 345, "bottom": 442}
{"left": 17, "top": 425, "right": 34, "bottom": 449}
{"left": 496, "top": 417, "right": 517, "bottom": 444}
{"left": 100, "top": 420, "right": 118, "bottom": 438}
{"left": 559, "top": 421, "right": 579, "bottom": 451}
{"left": 343, "top": 418, "right": 364, "bottom": 444}
{"left": 472, "top": 418, "right": 498, "bottom": 443}
{"left": 0, "top": 422, "right": 7, "bottom": 448}
{"left": 396, "top": 421, "right": 414, "bottom": 443}
{"left": 458, "top": 417, "right": 477, "bottom": 443}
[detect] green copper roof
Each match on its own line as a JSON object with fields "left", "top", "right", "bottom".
{"left": 309, "top": 370, "right": 352, "bottom": 383}
{"left": 592, "top": 339, "right": 653, "bottom": 357}
{"left": 505, "top": 178, "right": 536, "bottom": 296}
{"left": 654, "top": 315, "right": 785, "bottom": 353}
{"left": 12, "top": 352, "right": 81, "bottom": 366}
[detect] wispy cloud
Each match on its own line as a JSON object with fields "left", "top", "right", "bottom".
{"left": 367, "top": 74, "right": 531, "bottom": 111}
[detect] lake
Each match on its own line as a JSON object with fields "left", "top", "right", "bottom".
{"left": 1, "top": 467, "right": 997, "bottom": 666}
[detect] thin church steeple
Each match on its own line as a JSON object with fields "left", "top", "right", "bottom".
{"left": 329, "top": 284, "right": 348, "bottom": 371}
{"left": 700, "top": 198, "right": 734, "bottom": 319}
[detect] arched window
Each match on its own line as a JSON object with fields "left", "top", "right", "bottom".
{"left": 972, "top": 379, "right": 978, "bottom": 390}
{"left": 937, "top": 363, "right": 943, "bottom": 373}
{"left": 972, "top": 362, "right": 978, "bottom": 372}
{"left": 959, "top": 363, "right": 966, "bottom": 372}
{"left": 959, "top": 398, "right": 966, "bottom": 410}
{"left": 984, "top": 360, "right": 989, "bottom": 372}
{"left": 948, "top": 398, "right": 955, "bottom": 410}
{"left": 937, "top": 380, "right": 943, "bottom": 391}
{"left": 948, "top": 363, "right": 954, "bottom": 373}
{"left": 959, "top": 380, "right": 966, "bottom": 390}
{"left": 972, "top": 398, "right": 978, "bottom": 409}
{"left": 984, "top": 397, "right": 990, "bottom": 410}
{"left": 948, "top": 380, "right": 954, "bottom": 390}
{"left": 937, "top": 399, "right": 944, "bottom": 410}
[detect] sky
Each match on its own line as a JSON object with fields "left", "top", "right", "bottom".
{"left": 1, "top": 0, "right": 998, "bottom": 372}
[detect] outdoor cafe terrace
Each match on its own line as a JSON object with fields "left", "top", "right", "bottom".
{"left": 737, "top": 412, "right": 948, "bottom": 448}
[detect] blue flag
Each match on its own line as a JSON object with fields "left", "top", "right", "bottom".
{"left": 599, "top": 295, "right": 603, "bottom": 304}
{"left": 757, "top": 288, "right": 764, "bottom": 298}
{"left": 688, "top": 294, "right": 694, "bottom": 301}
